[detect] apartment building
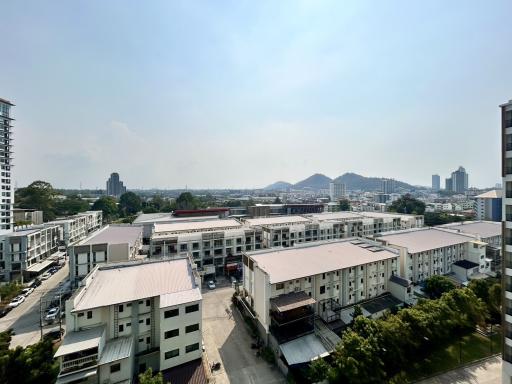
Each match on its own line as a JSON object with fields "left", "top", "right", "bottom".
{"left": 150, "top": 219, "right": 262, "bottom": 277}
{"left": 475, "top": 190, "right": 502, "bottom": 221}
{"left": 13, "top": 208, "right": 44, "bottom": 225}
{"left": 241, "top": 240, "right": 402, "bottom": 366}
{"left": 0, "top": 225, "right": 60, "bottom": 282}
{"left": 0, "top": 98, "right": 14, "bottom": 232}
{"left": 69, "top": 225, "right": 142, "bottom": 286}
{"left": 501, "top": 98, "right": 512, "bottom": 384}
{"left": 377, "top": 228, "right": 488, "bottom": 284}
{"left": 329, "top": 182, "right": 346, "bottom": 201}
{"left": 55, "top": 258, "right": 203, "bottom": 384}
{"left": 50, "top": 211, "right": 103, "bottom": 246}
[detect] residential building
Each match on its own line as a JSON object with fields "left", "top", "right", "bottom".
{"left": 55, "top": 258, "right": 203, "bottom": 384}
{"left": 377, "top": 227, "right": 489, "bottom": 284}
{"left": 475, "top": 189, "right": 502, "bottom": 221}
{"left": 69, "top": 225, "right": 142, "bottom": 286}
{"left": 501, "top": 98, "right": 512, "bottom": 384}
{"left": 106, "top": 172, "right": 127, "bottom": 197}
{"left": 329, "top": 182, "right": 346, "bottom": 201}
{"left": 0, "top": 225, "right": 60, "bottom": 282}
{"left": 0, "top": 97, "right": 14, "bottom": 232}
{"left": 49, "top": 211, "right": 103, "bottom": 246}
{"left": 13, "top": 208, "right": 44, "bottom": 225}
{"left": 432, "top": 174, "right": 440, "bottom": 191}
{"left": 173, "top": 208, "right": 229, "bottom": 218}
{"left": 449, "top": 166, "right": 469, "bottom": 193}
{"left": 247, "top": 203, "right": 324, "bottom": 217}
{"left": 381, "top": 178, "right": 395, "bottom": 194}
{"left": 445, "top": 177, "right": 453, "bottom": 191}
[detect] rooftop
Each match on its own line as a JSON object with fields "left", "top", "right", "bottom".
{"left": 438, "top": 221, "right": 501, "bottom": 239}
{"left": 453, "top": 260, "right": 480, "bottom": 269}
{"left": 378, "top": 228, "right": 475, "bottom": 254}
{"left": 133, "top": 213, "right": 219, "bottom": 224}
{"left": 72, "top": 258, "right": 199, "bottom": 312}
{"left": 54, "top": 326, "right": 105, "bottom": 357}
{"left": 308, "top": 212, "right": 362, "bottom": 221}
{"left": 476, "top": 189, "right": 502, "bottom": 199}
{"left": 248, "top": 240, "right": 398, "bottom": 284}
{"left": 153, "top": 219, "right": 242, "bottom": 234}
{"left": 80, "top": 225, "right": 142, "bottom": 247}
{"left": 98, "top": 337, "right": 133, "bottom": 365}
{"left": 244, "top": 215, "right": 312, "bottom": 227}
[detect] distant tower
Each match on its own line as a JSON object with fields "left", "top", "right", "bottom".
{"left": 431, "top": 174, "right": 440, "bottom": 191}
{"left": 451, "top": 166, "right": 468, "bottom": 193}
{"left": 0, "top": 98, "right": 14, "bottom": 232}
{"left": 381, "top": 178, "right": 395, "bottom": 194}
{"left": 106, "top": 172, "right": 127, "bottom": 197}
{"left": 329, "top": 182, "right": 346, "bottom": 201}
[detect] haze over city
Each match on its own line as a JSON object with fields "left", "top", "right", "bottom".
{"left": 2, "top": 0, "right": 511, "bottom": 189}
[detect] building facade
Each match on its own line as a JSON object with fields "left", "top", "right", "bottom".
{"left": 0, "top": 98, "right": 14, "bottom": 232}
{"left": 55, "top": 259, "right": 203, "bottom": 384}
{"left": 329, "top": 182, "right": 346, "bottom": 201}
{"left": 13, "top": 209, "right": 44, "bottom": 225}
{"left": 106, "top": 172, "right": 127, "bottom": 197}
{"left": 381, "top": 178, "right": 396, "bottom": 194}
{"left": 475, "top": 190, "right": 502, "bottom": 221}
{"left": 50, "top": 211, "right": 103, "bottom": 246}
{"left": 451, "top": 166, "right": 469, "bottom": 193}
{"left": 432, "top": 174, "right": 440, "bottom": 191}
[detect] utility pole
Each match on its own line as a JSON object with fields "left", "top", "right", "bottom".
{"left": 39, "top": 296, "right": 43, "bottom": 340}
{"left": 59, "top": 286, "right": 62, "bottom": 340}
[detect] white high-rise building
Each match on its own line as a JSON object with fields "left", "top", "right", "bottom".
{"left": 329, "top": 182, "right": 346, "bottom": 201}
{"left": 0, "top": 98, "right": 14, "bottom": 233}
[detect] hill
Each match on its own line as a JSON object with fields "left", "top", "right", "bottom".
{"left": 332, "top": 172, "right": 415, "bottom": 191}
{"left": 263, "top": 181, "right": 292, "bottom": 191}
{"left": 293, "top": 173, "right": 332, "bottom": 190}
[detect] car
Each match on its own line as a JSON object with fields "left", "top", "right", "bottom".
{"left": 45, "top": 328, "right": 64, "bottom": 341}
{"left": 8, "top": 295, "right": 25, "bottom": 308}
{"left": 0, "top": 307, "right": 12, "bottom": 318}
{"left": 48, "top": 266, "right": 60, "bottom": 274}
{"left": 207, "top": 280, "right": 216, "bottom": 290}
{"left": 44, "top": 307, "right": 60, "bottom": 323}
{"left": 40, "top": 272, "right": 52, "bottom": 280}
{"left": 21, "top": 287, "right": 34, "bottom": 296}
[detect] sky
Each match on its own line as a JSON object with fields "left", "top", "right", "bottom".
{"left": 2, "top": 0, "right": 511, "bottom": 190}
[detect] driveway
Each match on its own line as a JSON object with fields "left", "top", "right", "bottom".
{"left": 202, "top": 284, "right": 285, "bottom": 384}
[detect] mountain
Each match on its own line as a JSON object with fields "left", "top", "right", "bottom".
{"left": 293, "top": 173, "right": 332, "bottom": 190}
{"left": 332, "top": 172, "right": 415, "bottom": 191}
{"left": 263, "top": 181, "right": 293, "bottom": 191}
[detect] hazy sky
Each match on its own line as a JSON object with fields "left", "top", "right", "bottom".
{"left": 2, "top": 0, "right": 511, "bottom": 190}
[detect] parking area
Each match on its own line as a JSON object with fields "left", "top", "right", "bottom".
{"left": 202, "top": 283, "right": 285, "bottom": 384}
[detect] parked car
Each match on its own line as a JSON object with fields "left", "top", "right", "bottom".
{"left": 44, "top": 307, "right": 60, "bottom": 323}
{"left": 40, "top": 272, "right": 52, "bottom": 280}
{"left": 45, "top": 328, "right": 64, "bottom": 341}
{"left": 8, "top": 295, "right": 25, "bottom": 308}
{"left": 21, "top": 287, "right": 34, "bottom": 296}
{"left": 30, "top": 278, "right": 42, "bottom": 288}
{"left": 0, "top": 307, "right": 12, "bottom": 318}
{"left": 207, "top": 280, "right": 216, "bottom": 290}
{"left": 48, "top": 266, "right": 60, "bottom": 274}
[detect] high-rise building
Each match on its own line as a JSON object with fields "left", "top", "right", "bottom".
{"left": 0, "top": 98, "right": 14, "bottom": 232}
{"left": 106, "top": 172, "right": 127, "bottom": 197}
{"left": 445, "top": 177, "right": 453, "bottom": 191}
{"left": 501, "top": 98, "right": 512, "bottom": 384}
{"left": 329, "top": 182, "right": 346, "bottom": 201}
{"left": 432, "top": 174, "right": 440, "bottom": 191}
{"left": 451, "top": 166, "right": 468, "bottom": 193}
{"left": 382, "top": 178, "right": 395, "bottom": 194}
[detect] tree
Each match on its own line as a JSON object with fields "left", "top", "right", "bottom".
{"left": 54, "top": 195, "right": 90, "bottom": 216}
{"left": 424, "top": 212, "right": 466, "bottom": 226}
{"left": 388, "top": 194, "right": 425, "bottom": 215}
{"left": 351, "top": 305, "right": 363, "bottom": 324}
{"left": 138, "top": 368, "right": 165, "bottom": 384}
{"left": 339, "top": 199, "right": 351, "bottom": 211}
{"left": 92, "top": 196, "right": 119, "bottom": 222}
{"left": 423, "top": 275, "right": 456, "bottom": 299}
{"left": 175, "top": 192, "right": 199, "bottom": 210}
{"left": 15, "top": 181, "right": 57, "bottom": 221}
{"left": 119, "top": 192, "right": 142, "bottom": 216}
{"left": 273, "top": 196, "right": 282, "bottom": 204}
{"left": 307, "top": 358, "right": 330, "bottom": 383}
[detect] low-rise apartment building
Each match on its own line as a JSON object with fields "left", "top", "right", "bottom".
{"left": 13, "top": 208, "right": 44, "bottom": 225}
{"left": 69, "top": 225, "right": 142, "bottom": 286}
{"left": 55, "top": 258, "right": 203, "bottom": 384}
{"left": 377, "top": 228, "right": 489, "bottom": 284}
{"left": 0, "top": 224, "right": 60, "bottom": 282}
{"left": 50, "top": 211, "right": 103, "bottom": 246}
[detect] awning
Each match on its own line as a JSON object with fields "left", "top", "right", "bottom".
{"left": 279, "top": 334, "right": 329, "bottom": 365}
{"left": 56, "top": 367, "right": 97, "bottom": 384}
{"left": 54, "top": 326, "right": 105, "bottom": 357}
{"left": 98, "top": 337, "right": 133, "bottom": 365}
{"left": 271, "top": 291, "right": 316, "bottom": 313}
{"left": 26, "top": 258, "right": 54, "bottom": 273}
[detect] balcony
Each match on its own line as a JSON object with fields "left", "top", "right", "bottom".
{"left": 61, "top": 354, "right": 97, "bottom": 374}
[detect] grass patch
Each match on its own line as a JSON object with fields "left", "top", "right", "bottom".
{"left": 405, "top": 330, "right": 502, "bottom": 381}
{"left": 0, "top": 282, "right": 22, "bottom": 305}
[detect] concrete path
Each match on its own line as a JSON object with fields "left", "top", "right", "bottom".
{"left": 418, "top": 355, "right": 501, "bottom": 384}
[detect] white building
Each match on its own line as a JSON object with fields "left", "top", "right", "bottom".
{"left": 475, "top": 190, "right": 502, "bottom": 221}
{"left": 329, "top": 182, "right": 346, "bottom": 201}
{"left": 69, "top": 225, "right": 143, "bottom": 286}
{"left": 0, "top": 97, "right": 14, "bottom": 233}
{"left": 49, "top": 211, "right": 103, "bottom": 246}
{"left": 55, "top": 258, "right": 203, "bottom": 384}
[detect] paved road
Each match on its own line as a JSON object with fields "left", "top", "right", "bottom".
{"left": 418, "top": 355, "right": 501, "bottom": 384}
{"left": 202, "top": 284, "right": 285, "bottom": 384}
{"left": 0, "top": 263, "right": 69, "bottom": 348}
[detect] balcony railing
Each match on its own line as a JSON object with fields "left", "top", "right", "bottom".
{"left": 507, "top": 190, "right": 512, "bottom": 198}
{"left": 506, "top": 167, "right": 512, "bottom": 175}
{"left": 61, "top": 354, "right": 98, "bottom": 374}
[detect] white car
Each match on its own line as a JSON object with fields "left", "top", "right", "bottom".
{"left": 207, "top": 281, "right": 216, "bottom": 290}
{"left": 21, "top": 287, "right": 34, "bottom": 296}
{"left": 8, "top": 295, "right": 25, "bottom": 308}
{"left": 44, "top": 307, "right": 60, "bottom": 322}
{"left": 40, "top": 272, "right": 52, "bottom": 280}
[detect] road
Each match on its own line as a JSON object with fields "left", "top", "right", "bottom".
{"left": 418, "top": 355, "right": 501, "bottom": 384}
{"left": 0, "top": 263, "right": 69, "bottom": 348}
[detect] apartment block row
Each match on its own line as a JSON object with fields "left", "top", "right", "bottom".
{"left": 49, "top": 210, "right": 103, "bottom": 246}
{"left": 147, "top": 212, "right": 424, "bottom": 277}
{"left": 55, "top": 258, "right": 203, "bottom": 384}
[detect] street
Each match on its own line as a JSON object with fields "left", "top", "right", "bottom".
{"left": 0, "top": 263, "right": 69, "bottom": 348}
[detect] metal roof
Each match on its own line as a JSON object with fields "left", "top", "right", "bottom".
{"left": 80, "top": 225, "right": 141, "bottom": 247}
{"left": 54, "top": 326, "right": 105, "bottom": 357}
{"left": 438, "top": 221, "right": 501, "bottom": 239}
{"left": 476, "top": 190, "right": 502, "bottom": 199}
{"left": 98, "top": 337, "right": 133, "bottom": 365}
{"left": 153, "top": 219, "right": 242, "bottom": 234}
{"left": 308, "top": 212, "right": 363, "bottom": 221}
{"left": 279, "top": 334, "right": 329, "bottom": 365}
{"left": 271, "top": 291, "right": 316, "bottom": 312}
{"left": 159, "top": 287, "right": 202, "bottom": 308}
{"left": 26, "top": 258, "right": 54, "bottom": 273}
{"left": 453, "top": 260, "right": 480, "bottom": 269}
{"left": 244, "top": 216, "right": 311, "bottom": 226}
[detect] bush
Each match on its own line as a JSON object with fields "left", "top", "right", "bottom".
{"left": 260, "top": 346, "right": 275, "bottom": 364}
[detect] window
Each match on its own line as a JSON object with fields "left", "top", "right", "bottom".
{"left": 127, "top": 303, "right": 132, "bottom": 307}
{"left": 276, "top": 283, "right": 284, "bottom": 290}
{"left": 78, "top": 312, "right": 84, "bottom": 317}
{"left": 164, "top": 308, "right": 179, "bottom": 318}
{"left": 146, "top": 318, "right": 151, "bottom": 325}
{"left": 165, "top": 349, "right": 179, "bottom": 359}
{"left": 110, "top": 363, "right": 121, "bottom": 373}
{"left": 118, "top": 324, "right": 124, "bottom": 333}
{"left": 186, "top": 343, "right": 199, "bottom": 353}
{"left": 322, "top": 273, "right": 326, "bottom": 279}
{"left": 146, "top": 336, "right": 151, "bottom": 344}
{"left": 185, "top": 304, "right": 199, "bottom": 313}
{"left": 186, "top": 324, "right": 199, "bottom": 333}
{"left": 126, "top": 323, "right": 131, "bottom": 327}
{"left": 165, "top": 329, "right": 179, "bottom": 339}
{"left": 87, "top": 311, "right": 92, "bottom": 319}
{"left": 139, "top": 319, "right": 143, "bottom": 324}
{"left": 320, "top": 285, "right": 326, "bottom": 294}
{"left": 146, "top": 299, "right": 150, "bottom": 307}
{"left": 119, "top": 304, "right": 123, "bottom": 313}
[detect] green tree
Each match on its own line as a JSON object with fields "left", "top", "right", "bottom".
{"left": 15, "top": 181, "right": 57, "bottom": 221}
{"left": 388, "top": 194, "right": 425, "bottom": 215}
{"left": 423, "top": 275, "right": 456, "bottom": 299}
{"left": 138, "top": 368, "right": 165, "bottom": 384}
{"left": 339, "top": 199, "right": 351, "bottom": 211}
{"left": 92, "top": 196, "right": 119, "bottom": 222}
{"left": 351, "top": 305, "right": 363, "bottom": 324}
{"left": 175, "top": 192, "right": 199, "bottom": 210}
{"left": 424, "top": 212, "right": 466, "bottom": 226}
{"left": 54, "top": 195, "right": 90, "bottom": 216}
{"left": 119, "top": 192, "right": 142, "bottom": 216}
{"left": 307, "top": 358, "right": 330, "bottom": 383}
{"left": 273, "top": 196, "right": 282, "bottom": 204}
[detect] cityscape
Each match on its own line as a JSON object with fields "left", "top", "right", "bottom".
{"left": 0, "top": 2, "right": 511, "bottom": 384}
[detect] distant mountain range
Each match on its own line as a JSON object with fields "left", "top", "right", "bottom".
{"left": 264, "top": 172, "right": 417, "bottom": 192}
